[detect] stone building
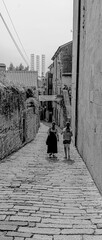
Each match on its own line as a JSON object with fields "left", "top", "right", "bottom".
{"left": 52, "top": 41, "right": 72, "bottom": 95}
{"left": 51, "top": 41, "right": 72, "bottom": 127}
{"left": 72, "top": 0, "right": 102, "bottom": 193}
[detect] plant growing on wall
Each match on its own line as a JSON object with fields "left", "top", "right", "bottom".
{"left": 0, "top": 85, "right": 25, "bottom": 119}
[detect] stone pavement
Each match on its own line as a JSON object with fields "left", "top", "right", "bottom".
{"left": 0, "top": 123, "right": 102, "bottom": 240}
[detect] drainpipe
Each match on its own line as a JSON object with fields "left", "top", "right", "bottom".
{"left": 75, "top": 0, "right": 81, "bottom": 147}
{"left": 55, "top": 57, "right": 57, "bottom": 122}
{"left": 56, "top": 57, "right": 57, "bottom": 94}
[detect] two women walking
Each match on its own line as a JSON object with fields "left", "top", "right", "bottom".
{"left": 46, "top": 120, "right": 72, "bottom": 160}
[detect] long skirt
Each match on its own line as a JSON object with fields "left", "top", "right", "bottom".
{"left": 47, "top": 132, "right": 57, "bottom": 154}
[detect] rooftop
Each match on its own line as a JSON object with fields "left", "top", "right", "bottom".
{"left": 51, "top": 41, "right": 72, "bottom": 60}
{"left": 6, "top": 71, "right": 38, "bottom": 88}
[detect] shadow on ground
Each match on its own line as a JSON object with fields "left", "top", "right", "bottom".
{"left": 63, "top": 159, "right": 75, "bottom": 165}
{"left": 46, "top": 156, "right": 59, "bottom": 162}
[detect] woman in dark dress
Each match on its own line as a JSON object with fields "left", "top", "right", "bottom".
{"left": 47, "top": 121, "right": 59, "bottom": 158}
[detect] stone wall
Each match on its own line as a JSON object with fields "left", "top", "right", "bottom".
{"left": 0, "top": 107, "right": 39, "bottom": 160}
{"left": 61, "top": 43, "right": 72, "bottom": 74}
{"left": 0, "top": 112, "right": 21, "bottom": 159}
{"left": 0, "top": 82, "right": 40, "bottom": 160}
{"left": 72, "top": 0, "right": 102, "bottom": 194}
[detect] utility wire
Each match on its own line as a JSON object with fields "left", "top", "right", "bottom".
{"left": 2, "top": 0, "right": 29, "bottom": 64}
{"left": 0, "top": 13, "right": 29, "bottom": 66}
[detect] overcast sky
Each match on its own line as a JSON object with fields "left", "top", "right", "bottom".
{"left": 0, "top": 0, "right": 73, "bottom": 72}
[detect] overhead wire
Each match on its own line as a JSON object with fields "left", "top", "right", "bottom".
{"left": 2, "top": 0, "right": 30, "bottom": 64}
{"left": 0, "top": 13, "right": 29, "bottom": 66}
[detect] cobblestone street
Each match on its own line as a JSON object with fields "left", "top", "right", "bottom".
{"left": 0, "top": 123, "right": 102, "bottom": 240}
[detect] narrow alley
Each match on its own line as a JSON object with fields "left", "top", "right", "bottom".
{"left": 0, "top": 123, "right": 102, "bottom": 240}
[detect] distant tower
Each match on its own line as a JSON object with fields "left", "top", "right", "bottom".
{"left": 41, "top": 54, "right": 45, "bottom": 77}
{"left": 36, "top": 55, "right": 40, "bottom": 76}
{"left": 30, "top": 54, "right": 34, "bottom": 71}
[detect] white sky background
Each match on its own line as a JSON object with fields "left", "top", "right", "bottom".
{"left": 0, "top": 0, "right": 73, "bottom": 72}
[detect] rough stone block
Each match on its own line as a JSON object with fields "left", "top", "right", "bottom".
{"left": 54, "top": 236, "right": 82, "bottom": 240}
{"left": 0, "top": 237, "right": 13, "bottom": 240}
{"left": 26, "top": 235, "right": 52, "bottom": 240}
{"left": 61, "top": 228, "right": 94, "bottom": 235}
{"left": 0, "top": 225, "right": 17, "bottom": 231}
{"left": 10, "top": 216, "right": 41, "bottom": 222}
{"left": 94, "top": 229, "right": 102, "bottom": 235}
{"left": 6, "top": 231, "right": 32, "bottom": 238}
{"left": 83, "top": 236, "right": 102, "bottom": 240}
{"left": 18, "top": 227, "right": 60, "bottom": 235}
